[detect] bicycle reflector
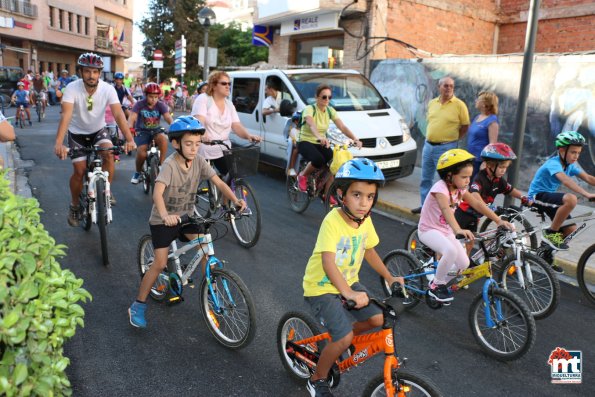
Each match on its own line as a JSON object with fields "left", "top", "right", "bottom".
{"left": 507, "top": 265, "right": 517, "bottom": 276}
{"left": 410, "top": 239, "right": 417, "bottom": 251}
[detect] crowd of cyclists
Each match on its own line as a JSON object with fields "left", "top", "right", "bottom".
{"left": 43, "top": 52, "right": 595, "bottom": 397}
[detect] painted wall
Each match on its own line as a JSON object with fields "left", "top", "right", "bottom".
{"left": 370, "top": 55, "right": 595, "bottom": 190}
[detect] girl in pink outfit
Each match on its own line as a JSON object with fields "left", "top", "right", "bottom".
{"left": 417, "top": 149, "right": 513, "bottom": 303}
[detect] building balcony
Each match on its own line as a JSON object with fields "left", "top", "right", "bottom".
{"left": 0, "top": 0, "right": 38, "bottom": 18}
{"left": 95, "top": 36, "right": 130, "bottom": 55}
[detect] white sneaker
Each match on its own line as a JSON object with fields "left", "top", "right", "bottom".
{"left": 287, "top": 168, "right": 297, "bottom": 177}
{"left": 131, "top": 172, "right": 141, "bottom": 184}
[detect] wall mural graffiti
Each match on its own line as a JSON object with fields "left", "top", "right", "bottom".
{"left": 370, "top": 55, "right": 595, "bottom": 190}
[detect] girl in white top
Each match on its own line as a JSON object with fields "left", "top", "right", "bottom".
{"left": 191, "top": 70, "right": 261, "bottom": 176}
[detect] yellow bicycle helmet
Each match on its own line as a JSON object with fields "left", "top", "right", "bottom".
{"left": 437, "top": 149, "right": 475, "bottom": 179}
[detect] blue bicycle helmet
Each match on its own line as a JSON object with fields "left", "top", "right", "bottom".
{"left": 114, "top": 72, "right": 125, "bottom": 80}
{"left": 480, "top": 143, "right": 517, "bottom": 161}
{"left": 335, "top": 158, "right": 385, "bottom": 185}
{"left": 334, "top": 158, "right": 385, "bottom": 226}
{"left": 168, "top": 116, "right": 205, "bottom": 142}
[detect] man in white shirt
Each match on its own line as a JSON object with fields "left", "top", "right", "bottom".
{"left": 54, "top": 52, "right": 136, "bottom": 227}
{"left": 262, "top": 82, "right": 280, "bottom": 116}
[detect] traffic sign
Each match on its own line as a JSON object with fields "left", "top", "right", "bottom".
{"left": 153, "top": 50, "right": 164, "bottom": 60}
{"left": 152, "top": 60, "right": 163, "bottom": 69}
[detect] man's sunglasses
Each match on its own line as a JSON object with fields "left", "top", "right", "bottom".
{"left": 87, "top": 96, "right": 93, "bottom": 111}
{"left": 218, "top": 81, "right": 231, "bottom": 86}
{"left": 320, "top": 95, "right": 332, "bottom": 100}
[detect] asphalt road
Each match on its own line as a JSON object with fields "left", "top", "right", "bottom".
{"left": 14, "top": 106, "right": 594, "bottom": 396}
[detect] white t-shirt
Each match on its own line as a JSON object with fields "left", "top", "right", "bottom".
{"left": 263, "top": 95, "right": 278, "bottom": 111}
{"left": 62, "top": 79, "right": 120, "bottom": 135}
{"left": 192, "top": 94, "right": 240, "bottom": 159}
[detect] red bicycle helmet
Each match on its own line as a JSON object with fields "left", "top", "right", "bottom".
{"left": 144, "top": 82, "right": 162, "bottom": 96}
{"left": 480, "top": 142, "right": 517, "bottom": 161}
{"left": 77, "top": 52, "right": 104, "bottom": 69}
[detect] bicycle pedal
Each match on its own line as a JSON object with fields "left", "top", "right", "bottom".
{"left": 167, "top": 296, "right": 184, "bottom": 305}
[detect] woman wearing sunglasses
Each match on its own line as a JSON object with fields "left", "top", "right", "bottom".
{"left": 297, "top": 84, "right": 362, "bottom": 197}
{"left": 191, "top": 70, "right": 261, "bottom": 177}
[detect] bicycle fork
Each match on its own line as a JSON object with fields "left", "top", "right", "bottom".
{"left": 482, "top": 279, "right": 503, "bottom": 327}
{"left": 87, "top": 171, "right": 113, "bottom": 224}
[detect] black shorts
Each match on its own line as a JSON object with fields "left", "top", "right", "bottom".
{"left": 454, "top": 208, "right": 479, "bottom": 232}
{"left": 533, "top": 192, "right": 574, "bottom": 231}
{"left": 297, "top": 141, "right": 333, "bottom": 169}
{"left": 150, "top": 223, "right": 204, "bottom": 249}
{"left": 68, "top": 129, "right": 112, "bottom": 163}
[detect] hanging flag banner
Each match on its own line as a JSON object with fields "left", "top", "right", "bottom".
{"left": 252, "top": 25, "right": 273, "bottom": 47}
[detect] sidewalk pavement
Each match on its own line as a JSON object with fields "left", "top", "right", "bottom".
{"left": 376, "top": 165, "right": 594, "bottom": 277}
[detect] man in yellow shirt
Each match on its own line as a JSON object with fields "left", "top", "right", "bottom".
{"left": 412, "top": 76, "right": 470, "bottom": 213}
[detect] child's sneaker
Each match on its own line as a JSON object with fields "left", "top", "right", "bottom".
{"left": 428, "top": 281, "right": 453, "bottom": 303}
{"left": 128, "top": 301, "right": 147, "bottom": 328}
{"left": 298, "top": 175, "right": 308, "bottom": 192}
{"left": 542, "top": 229, "right": 569, "bottom": 250}
{"left": 287, "top": 168, "right": 297, "bottom": 177}
{"left": 130, "top": 172, "right": 141, "bottom": 184}
{"left": 307, "top": 378, "right": 334, "bottom": 397}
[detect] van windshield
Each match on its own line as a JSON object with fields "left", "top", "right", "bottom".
{"left": 286, "top": 72, "right": 390, "bottom": 111}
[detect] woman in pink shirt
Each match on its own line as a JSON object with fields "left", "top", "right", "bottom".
{"left": 191, "top": 71, "right": 261, "bottom": 176}
{"left": 417, "top": 149, "right": 512, "bottom": 303}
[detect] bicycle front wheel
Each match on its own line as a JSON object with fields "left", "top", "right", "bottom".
{"left": 149, "top": 155, "right": 159, "bottom": 195}
{"left": 142, "top": 161, "right": 150, "bottom": 195}
{"left": 96, "top": 178, "right": 110, "bottom": 267}
{"left": 363, "top": 369, "right": 444, "bottom": 397}
{"left": 137, "top": 234, "right": 168, "bottom": 301}
{"left": 230, "top": 180, "right": 261, "bottom": 248}
{"left": 79, "top": 184, "right": 92, "bottom": 231}
{"left": 277, "top": 311, "right": 324, "bottom": 382}
{"left": 496, "top": 252, "right": 560, "bottom": 319}
{"left": 36, "top": 102, "right": 41, "bottom": 122}
{"left": 468, "top": 287, "right": 536, "bottom": 361}
{"left": 577, "top": 244, "right": 595, "bottom": 305}
{"left": 381, "top": 250, "right": 425, "bottom": 310}
{"left": 286, "top": 175, "right": 310, "bottom": 213}
{"left": 199, "top": 268, "right": 256, "bottom": 349}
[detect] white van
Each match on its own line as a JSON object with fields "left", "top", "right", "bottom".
{"left": 228, "top": 69, "right": 416, "bottom": 181}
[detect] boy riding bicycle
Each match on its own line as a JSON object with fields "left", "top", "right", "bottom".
{"left": 128, "top": 116, "right": 246, "bottom": 328}
{"left": 128, "top": 82, "right": 174, "bottom": 184}
{"left": 528, "top": 131, "right": 595, "bottom": 250}
{"left": 455, "top": 143, "right": 528, "bottom": 254}
{"left": 11, "top": 82, "right": 32, "bottom": 126}
{"left": 302, "top": 158, "right": 402, "bottom": 397}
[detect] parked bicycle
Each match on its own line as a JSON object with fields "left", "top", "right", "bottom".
{"left": 384, "top": 228, "right": 537, "bottom": 361}
{"left": 405, "top": 224, "right": 560, "bottom": 319}
{"left": 195, "top": 140, "right": 261, "bottom": 248}
{"left": 286, "top": 139, "right": 354, "bottom": 214}
{"left": 72, "top": 145, "right": 122, "bottom": 267}
{"left": 137, "top": 212, "right": 256, "bottom": 349}
{"left": 277, "top": 283, "right": 443, "bottom": 396}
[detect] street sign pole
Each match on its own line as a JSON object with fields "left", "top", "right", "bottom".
{"left": 153, "top": 49, "right": 164, "bottom": 85}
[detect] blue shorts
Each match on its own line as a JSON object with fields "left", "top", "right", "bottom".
{"left": 305, "top": 282, "right": 381, "bottom": 342}
{"left": 16, "top": 101, "right": 29, "bottom": 109}
{"left": 134, "top": 129, "right": 165, "bottom": 147}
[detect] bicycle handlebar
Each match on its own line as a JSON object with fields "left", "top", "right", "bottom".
{"left": 178, "top": 206, "right": 242, "bottom": 227}
{"left": 343, "top": 282, "right": 406, "bottom": 312}
{"left": 69, "top": 145, "right": 122, "bottom": 157}
{"left": 203, "top": 140, "right": 261, "bottom": 151}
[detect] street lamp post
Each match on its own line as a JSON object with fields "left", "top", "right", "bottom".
{"left": 198, "top": 7, "right": 216, "bottom": 82}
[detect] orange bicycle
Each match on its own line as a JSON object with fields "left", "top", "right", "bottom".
{"left": 277, "top": 285, "right": 443, "bottom": 396}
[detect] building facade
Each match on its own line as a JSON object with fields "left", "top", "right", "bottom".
{"left": 254, "top": 0, "right": 595, "bottom": 74}
{"left": 0, "top": 0, "right": 133, "bottom": 76}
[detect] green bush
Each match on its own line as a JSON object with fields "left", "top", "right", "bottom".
{"left": 0, "top": 170, "right": 91, "bottom": 396}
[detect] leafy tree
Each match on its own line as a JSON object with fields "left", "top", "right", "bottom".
{"left": 138, "top": 0, "right": 268, "bottom": 86}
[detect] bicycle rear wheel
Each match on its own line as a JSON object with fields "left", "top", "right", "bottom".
{"left": 95, "top": 179, "right": 110, "bottom": 267}
{"left": 230, "top": 179, "right": 261, "bottom": 248}
{"left": 404, "top": 226, "right": 434, "bottom": 262}
{"left": 324, "top": 180, "right": 342, "bottom": 213}
{"left": 496, "top": 252, "right": 560, "bottom": 319}
{"left": 137, "top": 234, "right": 168, "bottom": 301}
{"left": 363, "top": 369, "right": 444, "bottom": 397}
{"left": 468, "top": 287, "right": 536, "bottom": 361}
{"left": 277, "top": 311, "right": 324, "bottom": 382}
{"left": 286, "top": 174, "right": 310, "bottom": 213}
{"left": 79, "top": 183, "right": 92, "bottom": 231}
{"left": 577, "top": 244, "right": 595, "bottom": 305}
{"left": 381, "top": 250, "right": 425, "bottom": 310}
{"left": 149, "top": 155, "right": 159, "bottom": 195}
{"left": 195, "top": 180, "right": 216, "bottom": 218}
{"left": 199, "top": 268, "right": 256, "bottom": 349}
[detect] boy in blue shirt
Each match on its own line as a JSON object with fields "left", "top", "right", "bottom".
{"left": 528, "top": 131, "right": 595, "bottom": 250}
{"left": 11, "top": 82, "right": 32, "bottom": 126}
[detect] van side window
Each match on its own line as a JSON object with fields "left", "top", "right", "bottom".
{"left": 7, "top": 68, "right": 22, "bottom": 82}
{"left": 232, "top": 78, "right": 260, "bottom": 114}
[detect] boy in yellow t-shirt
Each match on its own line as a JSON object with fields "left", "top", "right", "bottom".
{"left": 302, "top": 158, "right": 402, "bottom": 397}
